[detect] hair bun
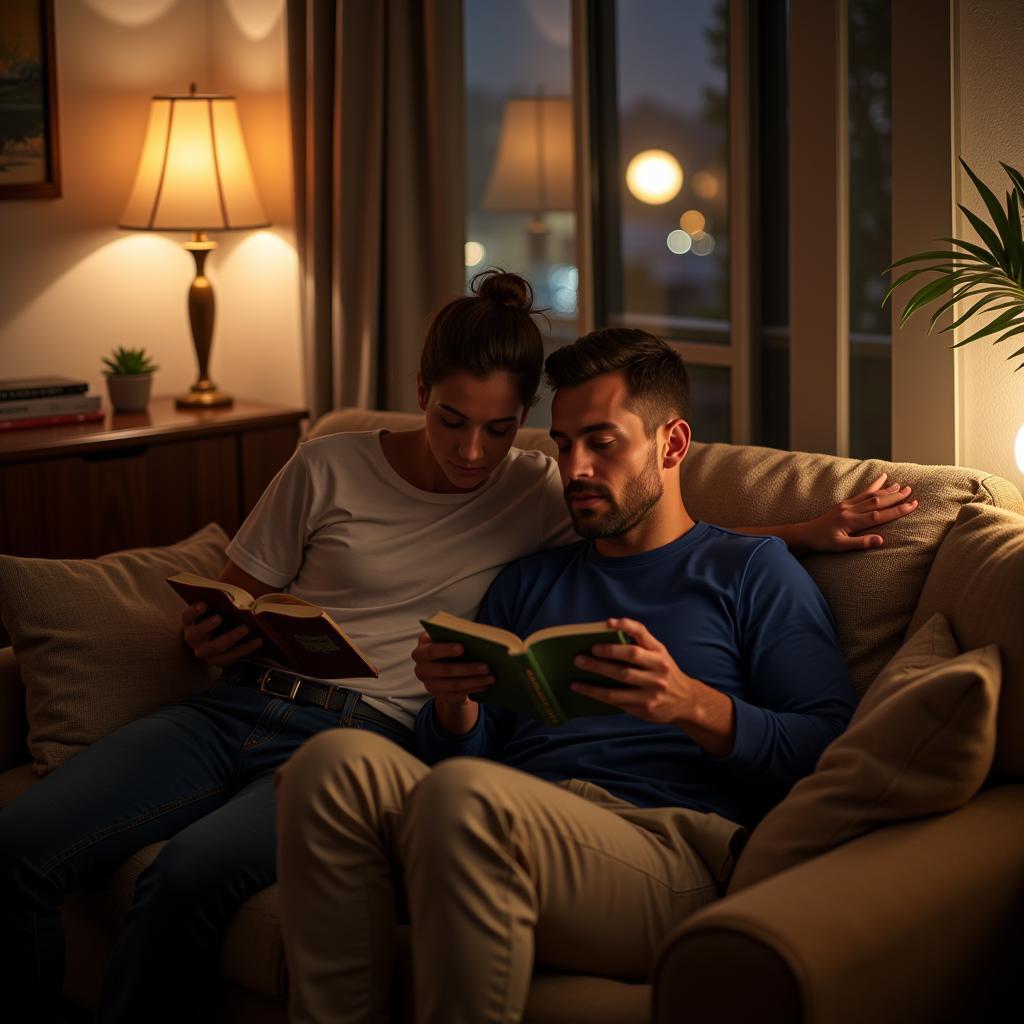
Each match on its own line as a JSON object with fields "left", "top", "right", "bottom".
{"left": 472, "top": 268, "right": 534, "bottom": 312}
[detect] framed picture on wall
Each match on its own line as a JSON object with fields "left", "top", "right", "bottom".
{"left": 0, "top": 0, "right": 60, "bottom": 199}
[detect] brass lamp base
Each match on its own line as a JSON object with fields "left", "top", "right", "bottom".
{"left": 180, "top": 231, "right": 233, "bottom": 411}
{"left": 176, "top": 387, "right": 233, "bottom": 408}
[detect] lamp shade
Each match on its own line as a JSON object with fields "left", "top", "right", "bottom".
{"left": 120, "top": 91, "right": 268, "bottom": 231}
{"left": 482, "top": 96, "right": 574, "bottom": 212}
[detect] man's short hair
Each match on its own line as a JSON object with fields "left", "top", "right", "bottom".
{"left": 543, "top": 328, "right": 691, "bottom": 434}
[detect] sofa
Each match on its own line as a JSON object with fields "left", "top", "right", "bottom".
{"left": 1, "top": 405, "right": 1023, "bottom": 1023}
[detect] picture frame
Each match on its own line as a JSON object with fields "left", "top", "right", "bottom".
{"left": 0, "top": 0, "right": 60, "bottom": 199}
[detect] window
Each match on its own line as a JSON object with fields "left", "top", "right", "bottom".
{"left": 464, "top": 0, "right": 577, "bottom": 326}
{"left": 591, "top": 0, "right": 737, "bottom": 442}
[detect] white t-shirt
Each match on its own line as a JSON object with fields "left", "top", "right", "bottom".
{"left": 226, "top": 429, "right": 576, "bottom": 726}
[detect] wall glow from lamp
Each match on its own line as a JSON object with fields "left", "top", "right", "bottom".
{"left": 1015, "top": 423, "right": 1024, "bottom": 474}
{"left": 625, "top": 150, "right": 683, "bottom": 205}
{"left": 120, "top": 84, "right": 269, "bottom": 408}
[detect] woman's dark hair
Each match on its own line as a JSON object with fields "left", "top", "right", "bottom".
{"left": 420, "top": 269, "right": 545, "bottom": 408}
{"left": 544, "top": 327, "right": 691, "bottom": 432}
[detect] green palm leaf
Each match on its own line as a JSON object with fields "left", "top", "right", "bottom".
{"left": 960, "top": 159, "right": 1011, "bottom": 243}
{"left": 958, "top": 204, "right": 1008, "bottom": 272}
{"left": 939, "top": 236, "right": 1000, "bottom": 265}
{"left": 951, "top": 305, "right": 1024, "bottom": 347}
{"left": 886, "top": 160, "right": 1024, "bottom": 376}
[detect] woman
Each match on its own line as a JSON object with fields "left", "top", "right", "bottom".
{"left": 0, "top": 271, "right": 915, "bottom": 1023}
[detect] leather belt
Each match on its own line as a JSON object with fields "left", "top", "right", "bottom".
{"left": 237, "top": 665, "right": 409, "bottom": 734}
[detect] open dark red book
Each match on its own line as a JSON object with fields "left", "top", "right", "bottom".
{"left": 167, "top": 572, "right": 378, "bottom": 679}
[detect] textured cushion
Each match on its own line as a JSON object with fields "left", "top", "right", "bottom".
{"left": 728, "top": 613, "right": 1001, "bottom": 893}
{"left": 908, "top": 503, "right": 1024, "bottom": 779}
{"left": 680, "top": 444, "right": 1022, "bottom": 696}
{"left": 0, "top": 523, "right": 229, "bottom": 774}
{"left": 307, "top": 410, "right": 1024, "bottom": 698}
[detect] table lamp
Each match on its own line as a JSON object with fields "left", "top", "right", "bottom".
{"left": 120, "top": 84, "right": 269, "bottom": 408}
{"left": 482, "top": 94, "right": 573, "bottom": 263}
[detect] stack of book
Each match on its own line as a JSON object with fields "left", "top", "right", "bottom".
{"left": 0, "top": 377, "right": 104, "bottom": 431}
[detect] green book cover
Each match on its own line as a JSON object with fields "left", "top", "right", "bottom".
{"left": 420, "top": 612, "right": 632, "bottom": 726}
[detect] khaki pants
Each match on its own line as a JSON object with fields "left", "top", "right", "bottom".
{"left": 276, "top": 729, "right": 744, "bottom": 1024}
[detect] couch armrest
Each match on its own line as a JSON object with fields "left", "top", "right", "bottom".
{"left": 0, "top": 647, "right": 29, "bottom": 773}
{"left": 654, "top": 785, "right": 1024, "bottom": 1024}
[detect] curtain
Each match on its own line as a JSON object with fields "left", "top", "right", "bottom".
{"left": 286, "top": 0, "right": 466, "bottom": 418}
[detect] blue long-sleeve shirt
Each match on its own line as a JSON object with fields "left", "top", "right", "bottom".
{"left": 416, "top": 523, "right": 856, "bottom": 826}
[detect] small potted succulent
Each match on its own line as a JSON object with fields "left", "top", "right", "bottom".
{"left": 102, "top": 346, "right": 159, "bottom": 413}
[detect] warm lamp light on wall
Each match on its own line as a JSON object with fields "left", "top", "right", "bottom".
{"left": 120, "top": 84, "right": 269, "bottom": 408}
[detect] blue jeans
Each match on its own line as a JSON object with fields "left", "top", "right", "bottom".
{"left": 0, "top": 675, "right": 413, "bottom": 1023}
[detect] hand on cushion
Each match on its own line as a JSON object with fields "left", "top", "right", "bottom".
{"left": 790, "top": 473, "right": 918, "bottom": 555}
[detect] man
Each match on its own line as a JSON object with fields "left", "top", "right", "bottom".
{"left": 275, "top": 328, "right": 858, "bottom": 1024}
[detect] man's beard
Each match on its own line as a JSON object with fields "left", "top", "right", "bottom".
{"left": 565, "top": 444, "right": 664, "bottom": 538}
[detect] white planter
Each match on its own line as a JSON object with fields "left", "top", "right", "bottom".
{"left": 105, "top": 372, "right": 153, "bottom": 413}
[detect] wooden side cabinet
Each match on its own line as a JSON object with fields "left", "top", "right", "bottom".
{"left": 0, "top": 397, "right": 308, "bottom": 558}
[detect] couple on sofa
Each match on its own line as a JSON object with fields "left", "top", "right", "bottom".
{"left": 1, "top": 270, "right": 915, "bottom": 1024}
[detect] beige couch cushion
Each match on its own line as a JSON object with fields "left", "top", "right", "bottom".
{"left": 0, "top": 523, "right": 228, "bottom": 774}
{"left": 680, "top": 444, "right": 1021, "bottom": 696}
{"left": 307, "top": 410, "right": 1023, "bottom": 697}
{"left": 908, "top": 502, "right": 1024, "bottom": 779}
{"left": 728, "top": 613, "right": 1001, "bottom": 892}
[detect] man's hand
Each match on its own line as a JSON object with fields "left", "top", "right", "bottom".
{"left": 182, "top": 603, "right": 263, "bottom": 667}
{"left": 570, "top": 617, "right": 735, "bottom": 756}
{"left": 411, "top": 632, "right": 492, "bottom": 735}
{"left": 792, "top": 473, "right": 918, "bottom": 554}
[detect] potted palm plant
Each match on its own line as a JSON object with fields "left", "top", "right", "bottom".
{"left": 102, "top": 346, "right": 159, "bottom": 413}
{"left": 884, "top": 159, "right": 1024, "bottom": 372}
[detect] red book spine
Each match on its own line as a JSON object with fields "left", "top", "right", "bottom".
{"left": 0, "top": 410, "right": 105, "bottom": 431}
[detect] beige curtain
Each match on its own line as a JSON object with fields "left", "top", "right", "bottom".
{"left": 286, "top": 0, "right": 466, "bottom": 417}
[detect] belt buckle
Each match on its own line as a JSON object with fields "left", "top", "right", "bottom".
{"left": 258, "top": 668, "right": 301, "bottom": 701}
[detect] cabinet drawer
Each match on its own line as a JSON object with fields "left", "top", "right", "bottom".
{"left": 0, "top": 435, "right": 239, "bottom": 558}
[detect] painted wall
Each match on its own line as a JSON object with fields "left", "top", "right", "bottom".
{"left": 0, "top": 0, "right": 303, "bottom": 410}
{"left": 955, "top": 0, "right": 1024, "bottom": 489}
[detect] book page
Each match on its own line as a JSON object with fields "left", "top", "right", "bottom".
{"left": 524, "top": 621, "right": 615, "bottom": 647}
{"left": 251, "top": 593, "right": 322, "bottom": 616}
{"left": 423, "top": 611, "right": 524, "bottom": 654}
{"left": 167, "top": 572, "right": 255, "bottom": 611}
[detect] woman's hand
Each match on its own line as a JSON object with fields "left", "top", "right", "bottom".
{"left": 181, "top": 602, "right": 263, "bottom": 667}
{"left": 791, "top": 473, "right": 918, "bottom": 554}
{"left": 411, "top": 632, "right": 491, "bottom": 734}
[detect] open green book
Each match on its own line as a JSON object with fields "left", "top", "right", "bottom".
{"left": 420, "top": 611, "right": 632, "bottom": 726}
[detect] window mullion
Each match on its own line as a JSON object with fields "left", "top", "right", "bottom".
{"left": 729, "top": 0, "right": 753, "bottom": 444}
{"left": 788, "top": 0, "right": 850, "bottom": 456}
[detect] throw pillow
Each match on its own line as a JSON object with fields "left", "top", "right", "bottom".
{"left": 728, "top": 612, "right": 1000, "bottom": 893}
{"left": 0, "top": 522, "right": 229, "bottom": 775}
{"left": 907, "top": 502, "right": 1024, "bottom": 779}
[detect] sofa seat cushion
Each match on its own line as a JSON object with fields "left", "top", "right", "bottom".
{"left": 728, "top": 612, "right": 1001, "bottom": 892}
{"left": 0, "top": 523, "right": 229, "bottom": 774}
{"left": 908, "top": 502, "right": 1024, "bottom": 779}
